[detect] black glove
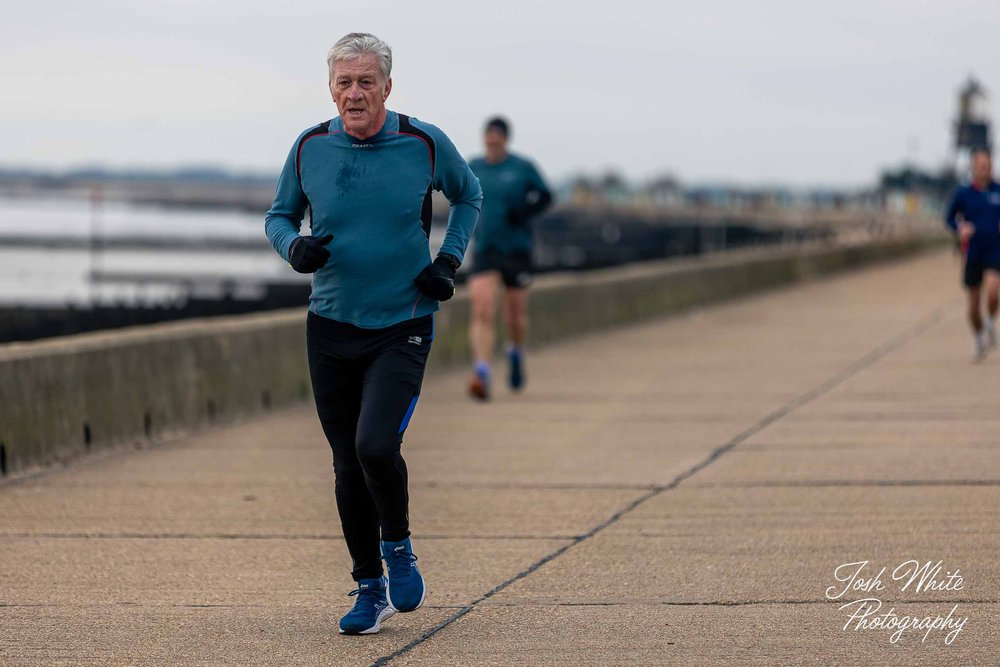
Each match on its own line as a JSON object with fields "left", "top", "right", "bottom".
{"left": 506, "top": 206, "right": 531, "bottom": 226}
{"left": 288, "top": 234, "right": 333, "bottom": 273}
{"left": 414, "top": 254, "right": 459, "bottom": 301}
{"left": 506, "top": 187, "right": 552, "bottom": 226}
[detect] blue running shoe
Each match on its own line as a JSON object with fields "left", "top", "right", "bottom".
{"left": 508, "top": 346, "right": 525, "bottom": 391}
{"left": 381, "top": 538, "right": 425, "bottom": 612}
{"left": 339, "top": 576, "right": 395, "bottom": 635}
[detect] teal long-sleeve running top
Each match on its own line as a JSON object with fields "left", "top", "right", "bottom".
{"left": 265, "top": 111, "right": 483, "bottom": 329}
{"left": 468, "top": 153, "right": 552, "bottom": 254}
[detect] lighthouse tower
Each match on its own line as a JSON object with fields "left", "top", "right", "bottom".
{"left": 954, "top": 77, "right": 991, "bottom": 178}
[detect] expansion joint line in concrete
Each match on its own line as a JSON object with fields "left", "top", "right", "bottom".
{"left": 480, "top": 597, "right": 994, "bottom": 608}
{"left": 722, "top": 479, "right": 1000, "bottom": 489}
{"left": 369, "top": 305, "right": 946, "bottom": 667}
{"left": 0, "top": 532, "right": 576, "bottom": 542}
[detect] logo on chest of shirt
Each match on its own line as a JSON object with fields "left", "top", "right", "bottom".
{"left": 989, "top": 193, "right": 1000, "bottom": 206}
{"left": 352, "top": 143, "right": 374, "bottom": 149}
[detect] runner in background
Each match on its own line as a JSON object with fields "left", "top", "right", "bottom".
{"left": 467, "top": 117, "right": 553, "bottom": 399}
{"left": 945, "top": 148, "right": 1000, "bottom": 361}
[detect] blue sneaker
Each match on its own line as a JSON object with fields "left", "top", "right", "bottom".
{"left": 508, "top": 346, "right": 525, "bottom": 391}
{"left": 381, "top": 538, "right": 425, "bottom": 612}
{"left": 338, "top": 576, "right": 395, "bottom": 635}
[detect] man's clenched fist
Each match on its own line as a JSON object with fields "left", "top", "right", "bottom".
{"left": 289, "top": 234, "right": 333, "bottom": 273}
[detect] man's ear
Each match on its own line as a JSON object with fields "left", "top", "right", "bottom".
{"left": 383, "top": 77, "right": 392, "bottom": 101}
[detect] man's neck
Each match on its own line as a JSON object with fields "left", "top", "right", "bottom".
{"left": 486, "top": 148, "right": 507, "bottom": 164}
{"left": 347, "top": 109, "right": 388, "bottom": 141}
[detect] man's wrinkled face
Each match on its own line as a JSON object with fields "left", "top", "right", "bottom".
{"left": 330, "top": 54, "right": 391, "bottom": 139}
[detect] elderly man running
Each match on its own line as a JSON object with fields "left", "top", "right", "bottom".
{"left": 265, "top": 32, "right": 481, "bottom": 634}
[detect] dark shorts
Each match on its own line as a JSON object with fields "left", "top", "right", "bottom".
{"left": 469, "top": 248, "right": 534, "bottom": 288}
{"left": 964, "top": 257, "right": 1000, "bottom": 287}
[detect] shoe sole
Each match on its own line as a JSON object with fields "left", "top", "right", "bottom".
{"left": 468, "top": 377, "right": 489, "bottom": 401}
{"left": 385, "top": 572, "right": 427, "bottom": 613}
{"left": 339, "top": 605, "right": 396, "bottom": 635}
{"left": 509, "top": 373, "right": 525, "bottom": 391}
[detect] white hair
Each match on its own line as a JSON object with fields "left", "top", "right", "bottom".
{"left": 327, "top": 32, "right": 392, "bottom": 81}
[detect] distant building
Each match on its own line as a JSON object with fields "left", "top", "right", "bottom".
{"left": 567, "top": 171, "right": 631, "bottom": 207}
{"left": 642, "top": 175, "right": 683, "bottom": 209}
{"left": 879, "top": 164, "right": 956, "bottom": 215}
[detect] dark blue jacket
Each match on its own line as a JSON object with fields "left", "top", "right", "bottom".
{"left": 945, "top": 182, "right": 1000, "bottom": 262}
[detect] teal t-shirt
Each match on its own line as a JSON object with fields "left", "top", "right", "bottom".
{"left": 265, "top": 111, "right": 482, "bottom": 328}
{"left": 468, "top": 153, "right": 550, "bottom": 255}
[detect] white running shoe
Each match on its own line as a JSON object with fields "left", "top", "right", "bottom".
{"left": 986, "top": 319, "right": 997, "bottom": 349}
{"left": 973, "top": 332, "right": 988, "bottom": 362}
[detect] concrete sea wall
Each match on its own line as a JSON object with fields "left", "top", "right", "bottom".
{"left": 0, "top": 236, "right": 940, "bottom": 477}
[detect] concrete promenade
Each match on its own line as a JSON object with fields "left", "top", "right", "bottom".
{"left": 2, "top": 248, "right": 999, "bottom": 665}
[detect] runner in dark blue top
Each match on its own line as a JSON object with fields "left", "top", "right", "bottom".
{"left": 945, "top": 149, "right": 1000, "bottom": 361}
{"left": 265, "top": 33, "right": 481, "bottom": 635}
{"left": 466, "top": 117, "right": 552, "bottom": 399}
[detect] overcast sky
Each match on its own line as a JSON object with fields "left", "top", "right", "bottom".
{"left": 2, "top": 0, "right": 999, "bottom": 187}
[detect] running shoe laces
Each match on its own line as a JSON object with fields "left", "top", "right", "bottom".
{"left": 387, "top": 545, "right": 418, "bottom": 569}
{"left": 349, "top": 583, "right": 381, "bottom": 600}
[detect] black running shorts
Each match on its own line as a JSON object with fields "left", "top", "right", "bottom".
{"left": 469, "top": 248, "right": 534, "bottom": 288}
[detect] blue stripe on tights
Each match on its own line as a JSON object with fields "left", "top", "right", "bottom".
{"left": 398, "top": 396, "right": 419, "bottom": 434}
